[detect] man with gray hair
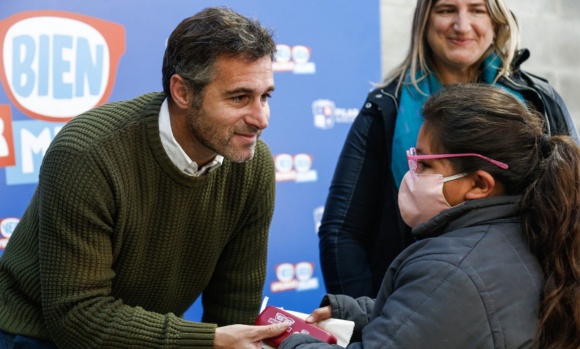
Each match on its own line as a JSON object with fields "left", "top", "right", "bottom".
{"left": 0, "top": 7, "right": 286, "bottom": 348}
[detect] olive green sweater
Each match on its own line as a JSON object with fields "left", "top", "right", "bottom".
{"left": 0, "top": 93, "right": 275, "bottom": 348}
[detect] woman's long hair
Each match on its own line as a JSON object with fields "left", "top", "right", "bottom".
{"left": 383, "top": 0, "right": 519, "bottom": 94}
{"left": 422, "top": 83, "right": 580, "bottom": 349}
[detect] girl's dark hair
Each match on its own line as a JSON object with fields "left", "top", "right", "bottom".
{"left": 422, "top": 83, "right": 580, "bottom": 349}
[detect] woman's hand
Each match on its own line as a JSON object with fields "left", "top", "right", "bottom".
{"left": 214, "top": 322, "right": 290, "bottom": 349}
{"left": 304, "top": 305, "right": 332, "bottom": 324}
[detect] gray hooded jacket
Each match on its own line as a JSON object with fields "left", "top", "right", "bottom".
{"left": 282, "top": 196, "right": 543, "bottom": 349}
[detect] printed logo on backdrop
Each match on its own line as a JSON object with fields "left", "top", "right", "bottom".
{"left": 0, "top": 11, "right": 125, "bottom": 184}
{"left": 312, "top": 99, "right": 359, "bottom": 130}
{"left": 271, "top": 262, "right": 319, "bottom": 293}
{"left": 0, "top": 217, "right": 19, "bottom": 250}
{"left": 0, "top": 105, "right": 16, "bottom": 168}
{"left": 5, "top": 120, "right": 64, "bottom": 185}
{"left": 274, "top": 153, "right": 318, "bottom": 183}
{"left": 0, "top": 10, "right": 126, "bottom": 122}
{"left": 273, "top": 44, "right": 316, "bottom": 74}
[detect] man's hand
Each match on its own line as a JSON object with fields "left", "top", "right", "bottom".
{"left": 214, "top": 321, "right": 290, "bottom": 349}
{"left": 304, "top": 305, "right": 332, "bottom": 324}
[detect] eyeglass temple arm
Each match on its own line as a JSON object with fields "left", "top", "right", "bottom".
{"left": 408, "top": 153, "right": 509, "bottom": 170}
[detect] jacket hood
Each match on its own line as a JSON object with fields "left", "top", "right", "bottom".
{"left": 510, "top": 48, "right": 530, "bottom": 73}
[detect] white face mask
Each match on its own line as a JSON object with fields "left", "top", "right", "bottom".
{"left": 398, "top": 171, "right": 467, "bottom": 228}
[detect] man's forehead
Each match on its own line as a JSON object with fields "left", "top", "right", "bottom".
{"left": 209, "top": 56, "right": 274, "bottom": 92}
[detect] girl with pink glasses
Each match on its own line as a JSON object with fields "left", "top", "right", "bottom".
{"left": 280, "top": 83, "right": 580, "bottom": 349}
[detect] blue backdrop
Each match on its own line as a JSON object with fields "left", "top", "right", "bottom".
{"left": 0, "top": 1, "right": 381, "bottom": 321}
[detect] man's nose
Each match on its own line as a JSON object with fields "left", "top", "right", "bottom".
{"left": 245, "top": 101, "right": 269, "bottom": 130}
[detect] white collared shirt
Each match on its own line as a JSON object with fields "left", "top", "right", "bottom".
{"left": 158, "top": 99, "right": 223, "bottom": 176}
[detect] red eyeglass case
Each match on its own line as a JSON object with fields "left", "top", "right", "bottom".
{"left": 255, "top": 306, "right": 337, "bottom": 348}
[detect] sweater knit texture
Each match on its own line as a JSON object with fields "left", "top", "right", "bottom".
{"left": 0, "top": 92, "right": 276, "bottom": 348}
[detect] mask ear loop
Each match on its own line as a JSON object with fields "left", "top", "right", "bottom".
{"left": 442, "top": 172, "right": 468, "bottom": 182}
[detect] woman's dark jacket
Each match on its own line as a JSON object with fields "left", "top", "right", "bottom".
{"left": 283, "top": 196, "right": 543, "bottom": 349}
{"left": 318, "top": 49, "right": 578, "bottom": 298}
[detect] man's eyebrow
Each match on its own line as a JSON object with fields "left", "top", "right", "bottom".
{"left": 223, "top": 85, "right": 275, "bottom": 96}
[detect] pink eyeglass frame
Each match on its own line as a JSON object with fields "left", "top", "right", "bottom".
{"left": 406, "top": 147, "right": 509, "bottom": 179}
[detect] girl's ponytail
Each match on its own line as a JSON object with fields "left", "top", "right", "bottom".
{"left": 521, "top": 135, "right": 580, "bottom": 349}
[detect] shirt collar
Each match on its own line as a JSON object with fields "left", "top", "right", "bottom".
{"left": 158, "top": 98, "right": 224, "bottom": 176}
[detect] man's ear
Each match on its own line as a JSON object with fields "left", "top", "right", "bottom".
{"left": 464, "top": 170, "right": 498, "bottom": 200}
{"left": 169, "top": 74, "right": 192, "bottom": 110}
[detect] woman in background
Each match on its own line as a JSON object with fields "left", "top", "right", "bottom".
{"left": 283, "top": 83, "right": 580, "bottom": 349}
{"left": 318, "top": 0, "right": 579, "bottom": 298}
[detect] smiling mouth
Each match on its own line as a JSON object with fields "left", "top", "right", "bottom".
{"left": 449, "top": 38, "right": 472, "bottom": 45}
{"left": 235, "top": 133, "right": 258, "bottom": 144}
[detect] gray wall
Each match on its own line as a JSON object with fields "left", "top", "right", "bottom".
{"left": 379, "top": 0, "right": 580, "bottom": 129}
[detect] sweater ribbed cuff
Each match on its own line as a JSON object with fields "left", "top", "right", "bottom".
{"left": 176, "top": 321, "right": 216, "bottom": 348}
